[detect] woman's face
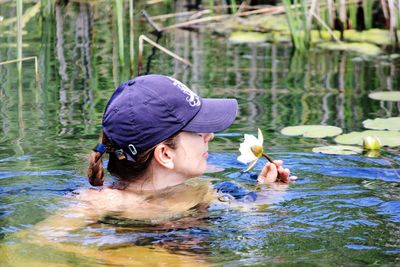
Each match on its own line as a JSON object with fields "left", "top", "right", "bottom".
{"left": 172, "top": 132, "right": 214, "bottom": 178}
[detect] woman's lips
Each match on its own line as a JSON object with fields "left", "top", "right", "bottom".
{"left": 203, "top": 151, "right": 208, "bottom": 158}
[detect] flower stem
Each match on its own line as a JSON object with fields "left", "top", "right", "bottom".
{"left": 262, "top": 152, "right": 274, "bottom": 163}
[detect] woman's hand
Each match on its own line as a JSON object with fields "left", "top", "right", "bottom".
{"left": 257, "top": 160, "right": 297, "bottom": 184}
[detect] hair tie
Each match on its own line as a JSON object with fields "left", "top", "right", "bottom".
{"left": 93, "top": 144, "right": 106, "bottom": 155}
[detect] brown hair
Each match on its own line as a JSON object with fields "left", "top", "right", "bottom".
{"left": 87, "top": 131, "right": 179, "bottom": 186}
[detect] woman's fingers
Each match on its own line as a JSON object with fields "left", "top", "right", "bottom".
{"left": 258, "top": 160, "right": 296, "bottom": 184}
{"left": 258, "top": 162, "right": 278, "bottom": 183}
{"left": 259, "top": 162, "right": 273, "bottom": 177}
{"left": 266, "top": 163, "right": 278, "bottom": 179}
{"left": 273, "top": 160, "right": 283, "bottom": 168}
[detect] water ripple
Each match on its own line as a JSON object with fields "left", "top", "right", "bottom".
{"left": 0, "top": 170, "right": 75, "bottom": 180}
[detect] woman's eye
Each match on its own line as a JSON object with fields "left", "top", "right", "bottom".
{"left": 197, "top": 134, "right": 203, "bottom": 137}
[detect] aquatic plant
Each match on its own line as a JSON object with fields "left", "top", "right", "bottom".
{"left": 16, "top": 0, "right": 23, "bottom": 74}
{"left": 335, "top": 130, "right": 400, "bottom": 147}
{"left": 363, "top": 136, "right": 382, "bottom": 150}
{"left": 129, "top": 0, "right": 135, "bottom": 76}
{"left": 228, "top": 31, "right": 267, "bottom": 44}
{"left": 0, "top": 57, "right": 39, "bottom": 85}
{"left": 312, "top": 145, "right": 363, "bottom": 155}
{"left": 363, "top": 117, "right": 400, "bottom": 131}
{"left": 115, "top": 0, "right": 125, "bottom": 65}
{"left": 41, "top": 0, "right": 54, "bottom": 18}
{"left": 237, "top": 128, "right": 273, "bottom": 172}
{"left": 208, "top": 0, "right": 214, "bottom": 14}
{"left": 348, "top": 1, "right": 357, "bottom": 29}
{"left": 368, "top": 91, "right": 400, "bottom": 101}
{"left": 280, "top": 125, "right": 343, "bottom": 138}
{"left": 282, "top": 0, "right": 309, "bottom": 51}
{"left": 363, "top": 0, "right": 373, "bottom": 29}
{"left": 312, "top": 140, "right": 384, "bottom": 157}
{"left": 137, "top": 35, "right": 192, "bottom": 75}
{"left": 317, "top": 41, "right": 382, "bottom": 56}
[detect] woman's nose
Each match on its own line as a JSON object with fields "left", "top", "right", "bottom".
{"left": 204, "top": 133, "right": 214, "bottom": 142}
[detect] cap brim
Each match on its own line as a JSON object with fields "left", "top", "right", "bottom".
{"left": 182, "top": 98, "right": 238, "bottom": 133}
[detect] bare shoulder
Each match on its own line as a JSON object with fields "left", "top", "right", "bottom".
{"left": 75, "top": 187, "right": 143, "bottom": 212}
{"left": 72, "top": 180, "right": 215, "bottom": 221}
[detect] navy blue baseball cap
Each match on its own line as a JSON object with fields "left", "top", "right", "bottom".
{"left": 102, "top": 74, "right": 238, "bottom": 158}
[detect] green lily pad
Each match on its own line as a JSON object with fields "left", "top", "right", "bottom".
{"left": 316, "top": 42, "right": 382, "bottom": 56}
{"left": 363, "top": 117, "right": 400, "bottom": 131}
{"left": 312, "top": 145, "right": 363, "bottom": 155}
{"left": 368, "top": 91, "right": 400, "bottom": 101}
{"left": 335, "top": 130, "right": 400, "bottom": 147}
{"left": 229, "top": 31, "right": 268, "bottom": 44}
{"left": 311, "top": 29, "right": 399, "bottom": 47}
{"left": 281, "top": 125, "right": 343, "bottom": 138}
{"left": 390, "top": 54, "right": 400, "bottom": 60}
{"left": 344, "top": 29, "right": 394, "bottom": 46}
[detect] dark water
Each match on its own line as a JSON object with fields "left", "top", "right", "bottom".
{"left": 0, "top": 2, "right": 399, "bottom": 266}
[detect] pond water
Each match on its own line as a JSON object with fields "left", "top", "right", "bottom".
{"left": 1, "top": 2, "right": 400, "bottom": 266}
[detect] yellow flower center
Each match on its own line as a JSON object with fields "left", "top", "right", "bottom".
{"left": 251, "top": 145, "right": 263, "bottom": 158}
{"left": 363, "top": 136, "right": 382, "bottom": 150}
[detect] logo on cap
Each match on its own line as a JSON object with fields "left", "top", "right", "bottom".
{"left": 168, "top": 77, "right": 201, "bottom": 107}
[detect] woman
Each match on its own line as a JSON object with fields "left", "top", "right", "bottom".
{"left": 81, "top": 74, "right": 294, "bottom": 221}
{"left": 3, "top": 74, "right": 295, "bottom": 267}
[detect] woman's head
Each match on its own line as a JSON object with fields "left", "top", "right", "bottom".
{"left": 87, "top": 131, "right": 179, "bottom": 187}
{"left": 87, "top": 75, "right": 238, "bottom": 186}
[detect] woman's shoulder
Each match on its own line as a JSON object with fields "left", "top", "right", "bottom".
{"left": 72, "top": 179, "right": 215, "bottom": 221}
{"left": 74, "top": 187, "right": 143, "bottom": 211}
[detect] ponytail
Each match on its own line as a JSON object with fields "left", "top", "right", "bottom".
{"left": 87, "top": 133, "right": 107, "bottom": 186}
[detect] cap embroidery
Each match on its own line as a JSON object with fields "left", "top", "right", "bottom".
{"left": 168, "top": 77, "right": 201, "bottom": 107}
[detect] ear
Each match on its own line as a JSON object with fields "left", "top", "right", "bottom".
{"left": 153, "top": 144, "right": 175, "bottom": 169}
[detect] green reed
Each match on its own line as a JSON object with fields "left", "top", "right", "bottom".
{"left": 208, "top": 0, "right": 214, "bottom": 14}
{"left": 388, "top": 0, "right": 399, "bottom": 47}
{"left": 115, "top": 0, "right": 125, "bottom": 65}
{"left": 17, "top": 0, "right": 23, "bottom": 74}
{"left": 230, "top": 0, "right": 237, "bottom": 13}
{"left": 41, "top": 0, "right": 54, "bottom": 18}
{"left": 348, "top": 1, "right": 356, "bottom": 29}
{"left": 283, "top": 0, "right": 309, "bottom": 51}
{"left": 363, "top": 0, "right": 373, "bottom": 29}
{"left": 129, "top": 0, "right": 135, "bottom": 76}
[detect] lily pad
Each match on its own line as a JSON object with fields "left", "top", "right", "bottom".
{"left": 311, "top": 29, "right": 399, "bottom": 46}
{"left": 281, "top": 125, "right": 343, "bottom": 138}
{"left": 368, "top": 91, "right": 400, "bottom": 101}
{"left": 363, "top": 117, "right": 400, "bottom": 131}
{"left": 312, "top": 145, "right": 363, "bottom": 155}
{"left": 229, "top": 31, "right": 268, "bottom": 44}
{"left": 344, "top": 29, "right": 394, "bottom": 46}
{"left": 316, "top": 42, "right": 382, "bottom": 56}
{"left": 335, "top": 130, "right": 400, "bottom": 147}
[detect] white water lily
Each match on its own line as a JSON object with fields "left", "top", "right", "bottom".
{"left": 237, "top": 128, "right": 266, "bottom": 172}
{"left": 363, "top": 136, "right": 382, "bottom": 150}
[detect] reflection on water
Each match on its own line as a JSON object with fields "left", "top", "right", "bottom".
{"left": 1, "top": 1, "right": 400, "bottom": 266}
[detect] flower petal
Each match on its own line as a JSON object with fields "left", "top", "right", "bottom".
{"left": 239, "top": 146, "right": 252, "bottom": 157}
{"left": 239, "top": 141, "right": 251, "bottom": 150}
{"left": 244, "top": 159, "right": 259, "bottom": 172}
{"left": 257, "top": 128, "right": 264, "bottom": 144}
{"left": 243, "top": 134, "right": 260, "bottom": 146}
{"left": 237, "top": 153, "right": 257, "bottom": 164}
